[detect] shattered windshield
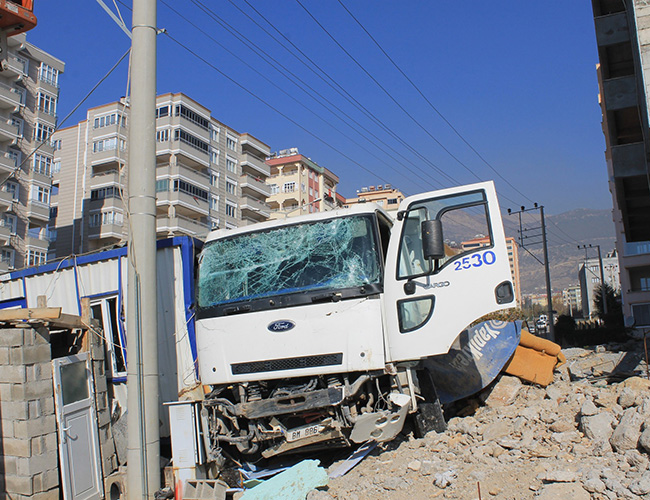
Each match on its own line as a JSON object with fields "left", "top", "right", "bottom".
{"left": 197, "top": 215, "right": 381, "bottom": 309}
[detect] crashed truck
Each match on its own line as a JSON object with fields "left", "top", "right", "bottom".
{"left": 169, "top": 181, "right": 519, "bottom": 479}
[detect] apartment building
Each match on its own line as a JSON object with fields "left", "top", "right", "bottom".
{"left": 578, "top": 250, "right": 620, "bottom": 319}
{"left": 344, "top": 184, "right": 404, "bottom": 214}
{"left": 461, "top": 236, "right": 522, "bottom": 307}
{"left": 266, "top": 148, "right": 339, "bottom": 219}
{"left": 0, "top": 34, "right": 64, "bottom": 271}
{"left": 591, "top": 0, "right": 650, "bottom": 329}
{"left": 51, "top": 93, "right": 271, "bottom": 257}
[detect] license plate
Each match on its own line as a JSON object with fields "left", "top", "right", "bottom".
{"left": 285, "top": 423, "right": 322, "bottom": 442}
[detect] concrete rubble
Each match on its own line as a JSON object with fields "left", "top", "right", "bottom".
{"left": 308, "top": 339, "right": 650, "bottom": 500}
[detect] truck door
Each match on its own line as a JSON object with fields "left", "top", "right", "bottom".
{"left": 383, "top": 181, "right": 515, "bottom": 362}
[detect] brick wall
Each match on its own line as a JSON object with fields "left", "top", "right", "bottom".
{"left": 0, "top": 327, "right": 59, "bottom": 500}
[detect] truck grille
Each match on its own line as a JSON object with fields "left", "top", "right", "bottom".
{"left": 231, "top": 353, "right": 343, "bottom": 375}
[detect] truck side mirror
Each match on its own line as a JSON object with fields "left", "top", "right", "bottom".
{"left": 421, "top": 219, "right": 444, "bottom": 260}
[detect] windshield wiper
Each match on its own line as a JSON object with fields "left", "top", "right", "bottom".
{"left": 223, "top": 304, "right": 252, "bottom": 315}
{"left": 310, "top": 292, "right": 342, "bottom": 304}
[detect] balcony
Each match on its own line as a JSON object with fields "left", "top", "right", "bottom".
{"left": 158, "top": 163, "right": 210, "bottom": 188}
{"left": 0, "top": 119, "right": 20, "bottom": 144}
{"left": 611, "top": 142, "right": 646, "bottom": 178}
{"left": 156, "top": 190, "right": 209, "bottom": 217}
{"left": 28, "top": 168, "right": 53, "bottom": 186}
{"left": 241, "top": 134, "right": 271, "bottom": 157}
{"left": 26, "top": 201, "right": 50, "bottom": 222}
{"left": 0, "top": 224, "right": 11, "bottom": 244}
{"left": 25, "top": 234, "right": 50, "bottom": 252}
{"left": 34, "top": 108, "right": 57, "bottom": 128}
{"left": 0, "top": 189, "right": 13, "bottom": 209}
{"left": 0, "top": 152, "right": 17, "bottom": 175}
{"left": 240, "top": 153, "right": 270, "bottom": 178}
{"left": 240, "top": 174, "right": 271, "bottom": 198}
{"left": 594, "top": 11, "right": 630, "bottom": 47}
{"left": 602, "top": 76, "right": 637, "bottom": 111}
{"left": 0, "top": 82, "right": 23, "bottom": 112}
{"left": 88, "top": 223, "right": 123, "bottom": 240}
{"left": 240, "top": 195, "right": 271, "bottom": 220}
{"left": 1, "top": 55, "right": 27, "bottom": 81}
{"left": 169, "top": 139, "right": 210, "bottom": 169}
{"left": 156, "top": 214, "right": 210, "bottom": 238}
{"left": 87, "top": 196, "right": 124, "bottom": 212}
{"left": 90, "top": 169, "right": 122, "bottom": 188}
{"left": 91, "top": 148, "right": 126, "bottom": 168}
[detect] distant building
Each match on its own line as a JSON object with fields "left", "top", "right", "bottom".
{"left": 345, "top": 185, "right": 404, "bottom": 213}
{"left": 265, "top": 148, "right": 338, "bottom": 219}
{"left": 461, "top": 236, "right": 522, "bottom": 306}
{"left": 577, "top": 250, "right": 620, "bottom": 319}
{"left": 591, "top": 1, "right": 650, "bottom": 329}
{"left": 51, "top": 93, "right": 270, "bottom": 257}
{"left": 0, "top": 34, "right": 64, "bottom": 270}
{"left": 562, "top": 285, "right": 582, "bottom": 317}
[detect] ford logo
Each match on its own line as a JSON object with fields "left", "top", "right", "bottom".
{"left": 268, "top": 320, "right": 296, "bottom": 333}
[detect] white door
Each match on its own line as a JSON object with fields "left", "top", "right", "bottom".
{"left": 52, "top": 353, "right": 103, "bottom": 500}
{"left": 384, "top": 181, "right": 515, "bottom": 362}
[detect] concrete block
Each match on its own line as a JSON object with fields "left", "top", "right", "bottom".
{"left": 30, "top": 435, "right": 57, "bottom": 456}
{"left": 97, "top": 408, "right": 111, "bottom": 428}
{"left": 0, "top": 329, "right": 24, "bottom": 347}
{"left": 30, "top": 488, "right": 60, "bottom": 500}
{"left": 13, "top": 379, "right": 53, "bottom": 400}
{"left": 13, "top": 415, "right": 56, "bottom": 439}
{"left": 2, "top": 438, "right": 31, "bottom": 457}
{"left": 11, "top": 344, "right": 51, "bottom": 366}
{"left": 32, "top": 327, "right": 50, "bottom": 345}
{"left": 94, "top": 373, "right": 107, "bottom": 393}
{"left": 2, "top": 455, "right": 18, "bottom": 475}
{"left": 16, "top": 452, "right": 57, "bottom": 476}
{"left": 42, "top": 468, "right": 60, "bottom": 491}
{"left": 0, "top": 382, "right": 13, "bottom": 399}
{"left": 0, "top": 346, "right": 9, "bottom": 364}
{"left": 5, "top": 475, "right": 33, "bottom": 496}
{"left": 96, "top": 391, "right": 108, "bottom": 411}
{"left": 0, "top": 400, "right": 30, "bottom": 420}
{"left": 0, "top": 364, "right": 26, "bottom": 384}
{"left": 91, "top": 343, "right": 105, "bottom": 361}
{"left": 32, "top": 472, "right": 44, "bottom": 494}
{"left": 39, "top": 396, "right": 55, "bottom": 416}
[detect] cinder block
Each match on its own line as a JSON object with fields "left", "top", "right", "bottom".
{"left": 39, "top": 396, "right": 55, "bottom": 416}
{"left": 13, "top": 415, "right": 56, "bottom": 439}
{"left": 12, "top": 379, "right": 53, "bottom": 400}
{"left": 42, "top": 468, "right": 60, "bottom": 491}
{"left": 0, "top": 329, "right": 24, "bottom": 347}
{"left": 97, "top": 408, "right": 111, "bottom": 428}
{"left": 16, "top": 451, "right": 57, "bottom": 476}
{"left": 0, "top": 346, "right": 10, "bottom": 364}
{"left": 11, "top": 345, "right": 52, "bottom": 366}
{"left": 0, "top": 365, "right": 26, "bottom": 384}
{"left": 2, "top": 455, "right": 18, "bottom": 475}
{"left": 94, "top": 373, "right": 107, "bottom": 393}
{"left": 0, "top": 382, "right": 13, "bottom": 399}
{"left": 32, "top": 327, "right": 50, "bottom": 345}
{"left": 30, "top": 488, "right": 60, "bottom": 500}
{"left": 91, "top": 344, "right": 105, "bottom": 361}
{"left": 3, "top": 438, "right": 31, "bottom": 457}
{"left": 0, "top": 400, "right": 30, "bottom": 420}
{"left": 5, "top": 475, "right": 33, "bottom": 496}
{"left": 32, "top": 472, "right": 44, "bottom": 494}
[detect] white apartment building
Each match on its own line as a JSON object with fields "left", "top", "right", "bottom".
{"left": 0, "top": 34, "right": 64, "bottom": 271}
{"left": 50, "top": 93, "right": 271, "bottom": 257}
{"left": 578, "top": 250, "right": 620, "bottom": 319}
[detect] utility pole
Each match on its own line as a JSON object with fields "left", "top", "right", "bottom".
{"left": 127, "top": 0, "right": 159, "bottom": 498}
{"left": 507, "top": 203, "right": 555, "bottom": 342}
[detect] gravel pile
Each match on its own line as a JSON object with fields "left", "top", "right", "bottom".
{"left": 318, "top": 340, "right": 650, "bottom": 500}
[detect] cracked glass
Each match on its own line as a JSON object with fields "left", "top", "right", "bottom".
{"left": 198, "top": 215, "right": 381, "bottom": 309}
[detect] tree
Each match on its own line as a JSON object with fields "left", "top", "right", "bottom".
{"left": 594, "top": 283, "right": 624, "bottom": 329}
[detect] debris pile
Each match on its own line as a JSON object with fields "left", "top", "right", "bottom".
{"left": 318, "top": 340, "right": 650, "bottom": 500}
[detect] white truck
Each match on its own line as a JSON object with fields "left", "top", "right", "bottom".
{"left": 172, "top": 181, "right": 515, "bottom": 474}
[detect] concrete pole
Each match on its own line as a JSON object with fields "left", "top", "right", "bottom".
{"left": 127, "top": 0, "right": 159, "bottom": 498}
{"left": 540, "top": 206, "right": 555, "bottom": 342}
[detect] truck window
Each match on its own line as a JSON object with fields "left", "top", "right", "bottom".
{"left": 197, "top": 215, "right": 382, "bottom": 312}
{"left": 397, "top": 190, "right": 492, "bottom": 279}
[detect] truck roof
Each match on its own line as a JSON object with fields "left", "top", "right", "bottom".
{"left": 205, "top": 202, "right": 391, "bottom": 243}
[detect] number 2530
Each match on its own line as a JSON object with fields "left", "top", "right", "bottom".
{"left": 453, "top": 250, "right": 496, "bottom": 271}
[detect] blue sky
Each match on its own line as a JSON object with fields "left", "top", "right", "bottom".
{"left": 28, "top": 1, "right": 607, "bottom": 215}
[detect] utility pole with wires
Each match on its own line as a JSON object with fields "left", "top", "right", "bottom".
{"left": 578, "top": 244, "right": 608, "bottom": 317}
{"left": 507, "top": 204, "right": 555, "bottom": 342}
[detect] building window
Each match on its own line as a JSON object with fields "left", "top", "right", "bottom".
{"left": 226, "top": 136, "right": 237, "bottom": 151}
{"left": 173, "top": 129, "right": 209, "bottom": 154}
{"left": 89, "top": 211, "right": 123, "bottom": 227}
{"left": 4, "top": 181, "right": 19, "bottom": 201}
{"left": 38, "top": 63, "right": 59, "bottom": 87}
{"left": 91, "top": 186, "right": 121, "bottom": 200}
{"left": 93, "top": 112, "right": 126, "bottom": 129}
{"left": 156, "top": 129, "right": 169, "bottom": 142}
{"left": 211, "top": 150, "right": 220, "bottom": 165}
{"left": 209, "top": 172, "right": 219, "bottom": 188}
{"left": 156, "top": 179, "right": 169, "bottom": 193}
{"left": 226, "top": 180, "right": 236, "bottom": 195}
{"left": 173, "top": 179, "right": 208, "bottom": 201}
{"left": 0, "top": 248, "right": 14, "bottom": 267}
{"left": 93, "top": 136, "right": 125, "bottom": 153}
{"left": 174, "top": 104, "right": 210, "bottom": 130}
{"left": 283, "top": 182, "right": 296, "bottom": 193}
{"left": 226, "top": 156, "right": 237, "bottom": 173}
{"left": 33, "top": 154, "right": 53, "bottom": 177}
{"left": 27, "top": 249, "right": 47, "bottom": 267}
{"left": 34, "top": 122, "right": 54, "bottom": 143}
{"left": 53, "top": 161, "right": 61, "bottom": 174}
{"left": 225, "top": 202, "right": 237, "bottom": 218}
{"left": 270, "top": 184, "right": 279, "bottom": 195}
{"left": 387, "top": 198, "right": 398, "bottom": 205}
{"left": 31, "top": 185, "right": 50, "bottom": 204}
{"left": 52, "top": 139, "right": 62, "bottom": 151}
{"left": 156, "top": 105, "right": 170, "bottom": 118}
{"left": 1, "top": 214, "right": 16, "bottom": 234}
{"left": 210, "top": 196, "right": 218, "bottom": 211}
{"left": 37, "top": 92, "right": 57, "bottom": 116}
{"left": 210, "top": 125, "right": 219, "bottom": 141}
{"left": 49, "top": 206, "right": 58, "bottom": 220}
